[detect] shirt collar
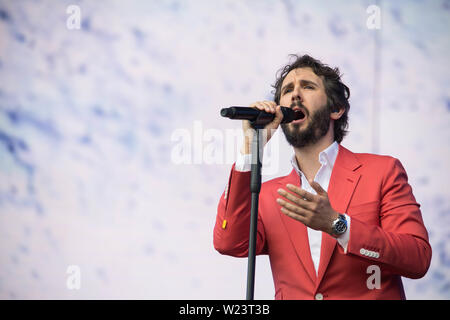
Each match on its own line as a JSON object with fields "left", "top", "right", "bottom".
{"left": 290, "top": 141, "right": 339, "bottom": 176}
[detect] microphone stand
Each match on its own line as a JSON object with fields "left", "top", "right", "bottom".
{"left": 246, "top": 118, "right": 265, "bottom": 300}
{"left": 220, "top": 106, "right": 299, "bottom": 299}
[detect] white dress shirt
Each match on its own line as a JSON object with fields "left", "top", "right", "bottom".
{"left": 235, "top": 141, "right": 350, "bottom": 275}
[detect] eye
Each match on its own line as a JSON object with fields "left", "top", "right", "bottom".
{"left": 303, "top": 85, "right": 314, "bottom": 90}
{"left": 282, "top": 87, "right": 292, "bottom": 95}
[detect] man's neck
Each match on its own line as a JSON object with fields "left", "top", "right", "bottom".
{"left": 293, "top": 135, "right": 335, "bottom": 183}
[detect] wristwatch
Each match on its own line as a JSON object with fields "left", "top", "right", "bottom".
{"left": 331, "top": 213, "right": 347, "bottom": 237}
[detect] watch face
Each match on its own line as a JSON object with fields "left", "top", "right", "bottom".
{"left": 335, "top": 221, "right": 346, "bottom": 234}
{"left": 333, "top": 215, "right": 347, "bottom": 235}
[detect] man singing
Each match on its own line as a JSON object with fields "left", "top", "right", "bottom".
{"left": 213, "top": 54, "right": 431, "bottom": 299}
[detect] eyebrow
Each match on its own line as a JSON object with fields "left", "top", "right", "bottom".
{"left": 281, "top": 79, "right": 319, "bottom": 93}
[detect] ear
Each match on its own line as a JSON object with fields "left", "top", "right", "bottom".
{"left": 330, "top": 106, "right": 345, "bottom": 120}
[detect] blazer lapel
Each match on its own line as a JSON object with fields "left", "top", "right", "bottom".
{"left": 316, "top": 145, "right": 362, "bottom": 287}
{"left": 278, "top": 169, "right": 317, "bottom": 284}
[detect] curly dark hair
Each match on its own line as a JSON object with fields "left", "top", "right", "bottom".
{"left": 272, "top": 54, "right": 350, "bottom": 143}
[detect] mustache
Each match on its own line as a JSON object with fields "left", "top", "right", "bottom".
{"left": 290, "top": 101, "right": 309, "bottom": 117}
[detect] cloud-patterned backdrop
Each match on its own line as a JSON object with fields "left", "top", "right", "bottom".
{"left": 0, "top": 0, "right": 449, "bottom": 299}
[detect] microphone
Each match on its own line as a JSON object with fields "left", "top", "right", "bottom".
{"left": 220, "top": 106, "right": 304, "bottom": 126}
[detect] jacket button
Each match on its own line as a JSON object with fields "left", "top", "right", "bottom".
{"left": 315, "top": 293, "right": 324, "bottom": 300}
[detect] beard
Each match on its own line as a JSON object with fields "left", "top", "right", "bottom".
{"left": 281, "top": 101, "right": 331, "bottom": 148}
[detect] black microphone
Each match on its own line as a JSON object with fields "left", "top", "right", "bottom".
{"left": 220, "top": 106, "right": 304, "bottom": 126}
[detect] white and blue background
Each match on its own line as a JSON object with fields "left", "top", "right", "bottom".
{"left": 0, "top": 0, "right": 449, "bottom": 299}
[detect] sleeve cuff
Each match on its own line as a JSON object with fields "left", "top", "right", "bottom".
{"left": 234, "top": 143, "right": 264, "bottom": 172}
{"left": 235, "top": 152, "right": 252, "bottom": 172}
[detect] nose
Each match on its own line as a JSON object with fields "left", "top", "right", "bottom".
{"left": 291, "top": 86, "right": 303, "bottom": 104}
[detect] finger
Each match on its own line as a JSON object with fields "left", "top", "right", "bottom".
{"left": 309, "top": 180, "right": 327, "bottom": 196}
{"left": 280, "top": 207, "right": 308, "bottom": 224}
{"left": 277, "top": 188, "right": 314, "bottom": 211}
{"left": 276, "top": 198, "right": 309, "bottom": 217}
{"left": 285, "top": 184, "right": 317, "bottom": 202}
{"left": 250, "top": 102, "right": 265, "bottom": 111}
{"left": 261, "top": 101, "right": 275, "bottom": 113}
{"left": 271, "top": 105, "right": 284, "bottom": 125}
{"left": 263, "top": 105, "right": 283, "bottom": 131}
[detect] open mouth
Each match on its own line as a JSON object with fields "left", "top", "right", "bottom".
{"left": 292, "top": 108, "right": 307, "bottom": 124}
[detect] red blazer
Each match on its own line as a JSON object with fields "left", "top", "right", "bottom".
{"left": 214, "top": 144, "right": 431, "bottom": 300}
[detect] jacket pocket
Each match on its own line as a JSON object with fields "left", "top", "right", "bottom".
{"left": 348, "top": 201, "right": 380, "bottom": 225}
{"left": 348, "top": 200, "right": 379, "bottom": 214}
